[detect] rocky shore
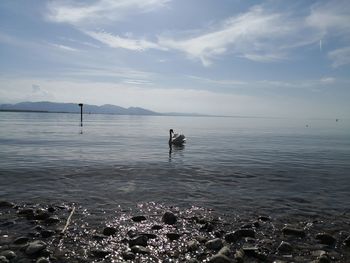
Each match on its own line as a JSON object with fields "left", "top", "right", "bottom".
{"left": 0, "top": 200, "right": 349, "bottom": 262}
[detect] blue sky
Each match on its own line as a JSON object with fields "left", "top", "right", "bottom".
{"left": 0, "top": 0, "right": 349, "bottom": 117}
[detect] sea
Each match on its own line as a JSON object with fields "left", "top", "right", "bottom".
{"left": 0, "top": 111, "right": 349, "bottom": 218}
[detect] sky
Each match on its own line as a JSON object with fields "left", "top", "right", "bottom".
{"left": 0, "top": 0, "right": 349, "bottom": 118}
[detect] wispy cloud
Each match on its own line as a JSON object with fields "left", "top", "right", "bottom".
{"left": 47, "top": 0, "right": 171, "bottom": 26}
{"left": 328, "top": 46, "right": 350, "bottom": 68}
{"left": 84, "top": 30, "right": 164, "bottom": 51}
{"left": 50, "top": 43, "right": 79, "bottom": 52}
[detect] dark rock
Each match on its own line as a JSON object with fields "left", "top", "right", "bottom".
{"left": 166, "top": 232, "right": 181, "bottom": 241}
{"left": 201, "top": 222, "right": 214, "bottom": 232}
{"left": 122, "top": 251, "right": 135, "bottom": 260}
{"left": 127, "top": 229, "right": 138, "bottom": 238}
{"left": 0, "top": 201, "right": 14, "bottom": 208}
{"left": 151, "top": 224, "right": 163, "bottom": 230}
{"left": 316, "top": 233, "right": 336, "bottom": 246}
{"left": 131, "top": 215, "right": 147, "bottom": 222}
{"left": 13, "top": 237, "right": 29, "bottom": 245}
{"left": 162, "top": 211, "right": 177, "bottom": 225}
{"left": 34, "top": 210, "right": 50, "bottom": 220}
{"left": 243, "top": 247, "right": 267, "bottom": 261}
{"left": 282, "top": 226, "right": 306, "bottom": 237}
{"left": 208, "top": 254, "right": 231, "bottom": 263}
{"left": 103, "top": 226, "right": 117, "bottom": 236}
{"left": 139, "top": 233, "right": 157, "bottom": 239}
{"left": 225, "top": 229, "right": 255, "bottom": 243}
{"left": 18, "top": 208, "right": 35, "bottom": 219}
{"left": 277, "top": 241, "right": 293, "bottom": 253}
{"left": 0, "top": 250, "right": 16, "bottom": 260}
{"left": 45, "top": 216, "right": 60, "bottom": 224}
{"left": 218, "top": 246, "right": 231, "bottom": 256}
{"left": 25, "top": 240, "right": 47, "bottom": 255}
{"left": 41, "top": 230, "right": 55, "bottom": 238}
{"left": 92, "top": 234, "right": 106, "bottom": 240}
{"left": 0, "top": 256, "right": 9, "bottom": 263}
{"left": 47, "top": 206, "right": 55, "bottom": 213}
{"left": 91, "top": 249, "right": 110, "bottom": 258}
{"left": 130, "top": 245, "right": 150, "bottom": 255}
{"left": 129, "top": 235, "right": 148, "bottom": 247}
{"left": 318, "top": 253, "right": 331, "bottom": 263}
{"left": 205, "top": 238, "right": 223, "bottom": 251}
{"left": 234, "top": 249, "right": 245, "bottom": 263}
{"left": 36, "top": 257, "right": 50, "bottom": 263}
{"left": 196, "top": 236, "right": 208, "bottom": 243}
{"left": 241, "top": 223, "right": 253, "bottom": 229}
{"left": 187, "top": 240, "right": 199, "bottom": 252}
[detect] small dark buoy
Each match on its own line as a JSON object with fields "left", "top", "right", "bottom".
{"left": 336, "top": 118, "right": 339, "bottom": 122}
{"left": 306, "top": 124, "right": 309, "bottom": 128}
{"left": 78, "top": 103, "right": 83, "bottom": 127}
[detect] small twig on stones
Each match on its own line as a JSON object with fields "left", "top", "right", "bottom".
{"left": 61, "top": 206, "right": 76, "bottom": 235}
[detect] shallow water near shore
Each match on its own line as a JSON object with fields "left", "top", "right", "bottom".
{"left": 0, "top": 111, "right": 350, "bottom": 218}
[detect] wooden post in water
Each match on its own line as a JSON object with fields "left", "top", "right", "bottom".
{"left": 78, "top": 103, "right": 83, "bottom": 127}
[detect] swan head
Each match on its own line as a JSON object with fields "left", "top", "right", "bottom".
{"left": 169, "top": 129, "right": 174, "bottom": 134}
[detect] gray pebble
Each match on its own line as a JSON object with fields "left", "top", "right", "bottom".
{"left": 151, "top": 224, "right": 163, "bottom": 230}
{"left": 129, "top": 235, "right": 148, "bottom": 247}
{"left": 162, "top": 211, "right": 177, "bottom": 225}
{"left": 166, "top": 232, "right": 181, "bottom": 241}
{"left": 218, "top": 246, "right": 231, "bottom": 256}
{"left": 25, "top": 240, "right": 47, "bottom": 255}
{"left": 205, "top": 238, "right": 223, "bottom": 251}
{"left": 131, "top": 215, "right": 147, "bottom": 222}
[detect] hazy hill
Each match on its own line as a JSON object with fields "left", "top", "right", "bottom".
{"left": 0, "top": 101, "right": 159, "bottom": 115}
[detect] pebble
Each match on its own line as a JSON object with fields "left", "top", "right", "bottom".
{"left": 205, "top": 238, "right": 223, "bottom": 251}
{"left": 129, "top": 235, "right": 148, "bottom": 247}
{"left": 225, "top": 229, "right": 255, "bottom": 242}
{"left": 122, "top": 251, "right": 135, "bottom": 260}
{"left": 103, "top": 226, "right": 117, "bottom": 236}
{"left": 47, "top": 206, "right": 55, "bottom": 213}
{"left": 139, "top": 233, "right": 157, "bottom": 239}
{"left": 13, "top": 236, "right": 29, "bottom": 245}
{"left": 0, "top": 250, "right": 16, "bottom": 260}
{"left": 41, "top": 230, "right": 55, "bottom": 238}
{"left": 277, "top": 241, "right": 293, "bottom": 253}
{"left": 187, "top": 240, "right": 199, "bottom": 252}
{"left": 316, "top": 233, "right": 336, "bottom": 245}
{"left": 151, "top": 224, "right": 163, "bottom": 230}
{"left": 166, "top": 232, "right": 181, "bottom": 241}
{"left": 258, "top": 216, "right": 271, "bottom": 222}
{"left": 162, "top": 211, "right": 177, "bottom": 225}
{"left": 200, "top": 222, "right": 214, "bottom": 232}
{"left": 131, "top": 215, "right": 147, "bottom": 222}
{"left": 34, "top": 210, "right": 50, "bottom": 220}
{"left": 130, "top": 245, "right": 150, "bottom": 255}
{"left": 25, "top": 240, "right": 47, "bottom": 255}
{"left": 218, "top": 246, "right": 231, "bottom": 256}
{"left": 0, "top": 256, "right": 9, "bottom": 263}
{"left": 282, "top": 226, "right": 306, "bottom": 237}
{"left": 208, "top": 254, "right": 232, "bottom": 263}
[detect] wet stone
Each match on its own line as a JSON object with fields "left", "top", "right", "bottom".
{"left": 25, "top": 240, "right": 47, "bottom": 255}
{"left": 103, "top": 226, "right": 117, "bottom": 236}
{"left": 34, "top": 210, "right": 50, "bottom": 220}
{"left": 13, "top": 237, "right": 29, "bottom": 245}
{"left": 258, "top": 215, "right": 271, "bottom": 222}
{"left": 162, "top": 211, "right": 177, "bottom": 225}
{"left": 151, "top": 224, "right": 163, "bottom": 230}
{"left": 139, "top": 233, "right": 157, "bottom": 239}
{"left": 0, "top": 250, "right": 16, "bottom": 260}
{"left": 18, "top": 209, "right": 35, "bottom": 219}
{"left": 0, "top": 201, "right": 14, "bottom": 208}
{"left": 166, "top": 232, "right": 181, "bottom": 241}
{"left": 225, "top": 229, "right": 255, "bottom": 242}
{"left": 208, "top": 254, "right": 231, "bottom": 263}
{"left": 130, "top": 245, "right": 150, "bottom": 255}
{"left": 41, "top": 230, "right": 55, "bottom": 238}
{"left": 282, "top": 226, "right": 306, "bottom": 237}
{"left": 45, "top": 216, "right": 60, "bottom": 224}
{"left": 277, "top": 241, "right": 293, "bottom": 253}
{"left": 47, "top": 206, "right": 55, "bottom": 213}
{"left": 129, "top": 235, "right": 148, "bottom": 247}
{"left": 205, "top": 238, "right": 223, "bottom": 251}
{"left": 0, "top": 256, "right": 9, "bottom": 263}
{"left": 316, "top": 233, "right": 336, "bottom": 245}
{"left": 218, "top": 246, "right": 231, "bottom": 256}
{"left": 201, "top": 222, "right": 215, "bottom": 232}
{"left": 122, "top": 251, "right": 135, "bottom": 260}
{"left": 234, "top": 249, "right": 245, "bottom": 263}
{"left": 131, "top": 215, "right": 147, "bottom": 222}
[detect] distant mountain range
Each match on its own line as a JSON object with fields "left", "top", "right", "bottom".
{"left": 0, "top": 101, "right": 159, "bottom": 115}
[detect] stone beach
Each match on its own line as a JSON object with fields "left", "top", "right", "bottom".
{"left": 0, "top": 201, "right": 350, "bottom": 262}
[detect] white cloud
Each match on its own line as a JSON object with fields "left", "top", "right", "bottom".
{"left": 158, "top": 6, "right": 319, "bottom": 66}
{"left": 84, "top": 31, "right": 163, "bottom": 51}
{"left": 328, "top": 46, "right": 350, "bottom": 68}
{"left": 50, "top": 43, "right": 79, "bottom": 52}
{"left": 47, "top": 0, "right": 170, "bottom": 26}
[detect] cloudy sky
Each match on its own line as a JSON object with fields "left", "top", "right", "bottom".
{"left": 0, "top": 0, "right": 349, "bottom": 117}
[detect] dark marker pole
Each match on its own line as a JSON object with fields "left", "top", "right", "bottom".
{"left": 78, "top": 103, "right": 83, "bottom": 127}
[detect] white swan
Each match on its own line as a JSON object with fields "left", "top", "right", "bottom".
{"left": 169, "top": 129, "right": 186, "bottom": 146}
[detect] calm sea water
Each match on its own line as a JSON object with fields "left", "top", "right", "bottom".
{"left": 0, "top": 112, "right": 349, "bottom": 217}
